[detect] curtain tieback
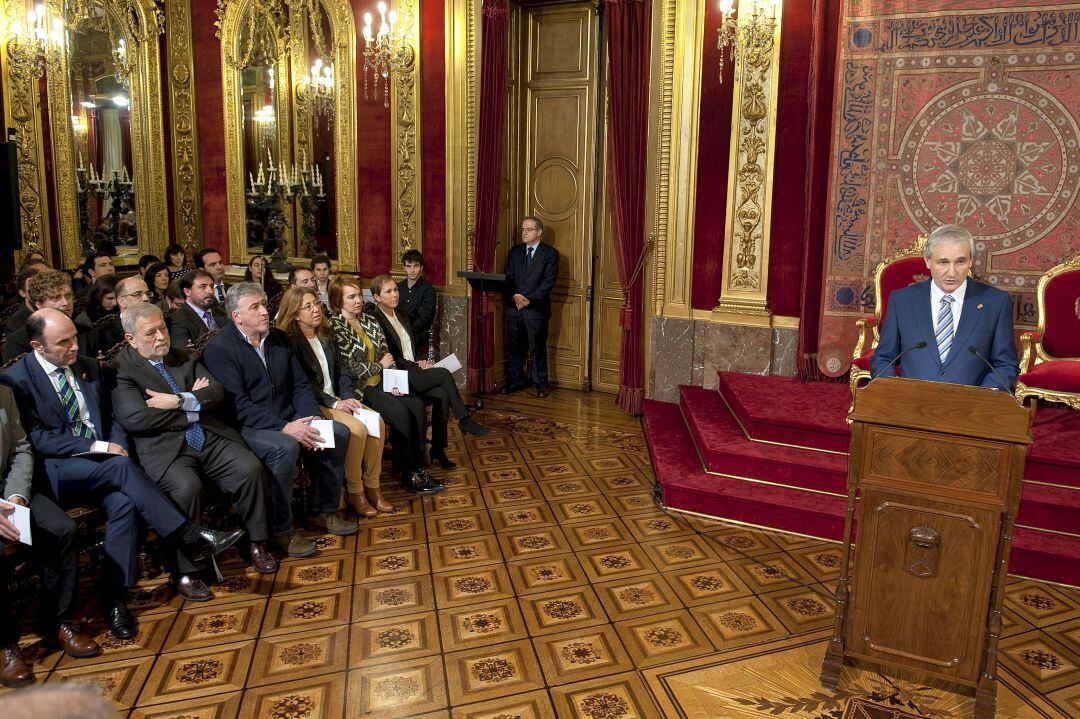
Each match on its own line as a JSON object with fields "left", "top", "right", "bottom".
{"left": 618, "top": 237, "right": 654, "bottom": 332}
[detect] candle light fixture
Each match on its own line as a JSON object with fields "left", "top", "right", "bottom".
{"left": 717, "top": 0, "right": 778, "bottom": 82}
{"left": 361, "top": 1, "right": 413, "bottom": 107}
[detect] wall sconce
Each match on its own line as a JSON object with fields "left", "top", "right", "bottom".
{"left": 361, "top": 1, "right": 413, "bottom": 107}
{"left": 297, "top": 57, "right": 335, "bottom": 125}
{"left": 717, "top": 0, "right": 778, "bottom": 82}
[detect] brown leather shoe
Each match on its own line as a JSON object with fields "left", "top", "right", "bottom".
{"left": 250, "top": 542, "right": 279, "bottom": 574}
{"left": 55, "top": 623, "right": 102, "bottom": 659}
{"left": 0, "top": 645, "right": 34, "bottom": 688}
{"left": 177, "top": 575, "right": 214, "bottom": 602}
{"left": 365, "top": 488, "right": 395, "bottom": 513}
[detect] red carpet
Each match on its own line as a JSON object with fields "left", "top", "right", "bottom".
{"left": 644, "top": 372, "right": 1080, "bottom": 586}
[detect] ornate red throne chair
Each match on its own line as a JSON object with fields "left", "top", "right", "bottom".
{"left": 1015, "top": 255, "right": 1080, "bottom": 410}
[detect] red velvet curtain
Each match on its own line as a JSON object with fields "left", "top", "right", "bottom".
{"left": 467, "top": 0, "right": 509, "bottom": 393}
{"left": 606, "top": 0, "right": 651, "bottom": 414}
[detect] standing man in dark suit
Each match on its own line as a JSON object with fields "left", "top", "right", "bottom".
{"left": 194, "top": 248, "right": 231, "bottom": 306}
{"left": 168, "top": 269, "right": 227, "bottom": 351}
{"left": 202, "top": 283, "right": 355, "bottom": 559}
{"left": 871, "top": 224, "right": 1019, "bottom": 390}
{"left": 1, "top": 384, "right": 100, "bottom": 688}
{"left": 112, "top": 304, "right": 277, "bottom": 601}
{"left": 502, "top": 216, "right": 559, "bottom": 397}
{"left": 0, "top": 309, "right": 242, "bottom": 639}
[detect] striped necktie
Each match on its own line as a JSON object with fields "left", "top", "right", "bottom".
{"left": 54, "top": 369, "right": 95, "bottom": 440}
{"left": 935, "top": 294, "right": 955, "bottom": 363}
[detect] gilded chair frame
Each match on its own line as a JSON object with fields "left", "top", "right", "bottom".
{"left": 1014, "top": 253, "right": 1080, "bottom": 410}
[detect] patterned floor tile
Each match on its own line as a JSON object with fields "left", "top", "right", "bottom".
{"left": 695, "top": 524, "right": 784, "bottom": 559}
{"left": 689, "top": 596, "right": 789, "bottom": 649}
{"left": 497, "top": 526, "right": 573, "bottom": 560}
{"left": 565, "top": 440, "right": 627, "bottom": 461}
{"left": 582, "top": 455, "right": 638, "bottom": 475}
{"left": 490, "top": 501, "right": 559, "bottom": 532}
{"left": 563, "top": 518, "right": 635, "bottom": 551}
{"left": 518, "top": 586, "right": 609, "bottom": 636}
{"left": 531, "top": 459, "right": 590, "bottom": 480}
{"left": 356, "top": 545, "right": 432, "bottom": 581}
{"left": 302, "top": 532, "right": 358, "bottom": 556}
{"left": 354, "top": 576, "right": 437, "bottom": 619}
{"left": 263, "top": 585, "right": 352, "bottom": 637}
{"left": 1003, "top": 580, "right": 1080, "bottom": 628}
{"left": 426, "top": 509, "right": 495, "bottom": 540}
{"left": 239, "top": 672, "right": 346, "bottom": 719}
{"left": 593, "top": 573, "right": 685, "bottom": 622}
{"left": 163, "top": 598, "right": 266, "bottom": 652}
{"left": 350, "top": 611, "right": 442, "bottom": 667}
{"left": 444, "top": 639, "right": 545, "bottom": 704}
{"left": 123, "top": 577, "right": 186, "bottom": 617}
{"left": 508, "top": 554, "right": 590, "bottom": 595}
{"left": 449, "top": 689, "right": 556, "bottom": 719}
{"left": 533, "top": 625, "right": 634, "bottom": 686}
{"left": 433, "top": 564, "right": 516, "bottom": 608}
{"left": 576, "top": 544, "right": 658, "bottom": 583}
{"left": 591, "top": 471, "right": 655, "bottom": 495}
{"left": 786, "top": 542, "right": 849, "bottom": 583}
{"left": 999, "top": 631, "right": 1080, "bottom": 693}
{"left": 272, "top": 554, "right": 355, "bottom": 595}
{"left": 472, "top": 448, "right": 527, "bottom": 470}
{"left": 607, "top": 492, "right": 659, "bottom": 516}
{"left": 346, "top": 656, "right": 448, "bottom": 719}
{"left": 537, "top": 476, "right": 602, "bottom": 501}
{"left": 767, "top": 529, "right": 830, "bottom": 551}
{"left": 662, "top": 563, "right": 753, "bottom": 606}
{"left": 482, "top": 482, "right": 546, "bottom": 507}
{"left": 183, "top": 568, "right": 271, "bottom": 607}
{"left": 757, "top": 584, "right": 837, "bottom": 634}
{"left": 614, "top": 610, "right": 715, "bottom": 668}
{"left": 639, "top": 535, "right": 722, "bottom": 570}
{"left": 366, "top": 496, "right": 424, "bottom": 523}
{"left": 478, "top": 466, "right": 537, "bottom": 486}
{"left": 467, "top": 435, "right": 514, "bottom": 452}
{"left": 550, "top": 496, "right": 619, "bottom": 525}
{"left": 1047, "top": 683, "right": 1080, "bottom": 718}
{"left": 438, "top": 597, "right": 529, "bottom": 649}
{"left": 423, "top": 487, "right": 486, "bottom": 514}
{"left": 247, "top": 625, "right": 348, "bottom": 686}
{"left": 15, "top": 633, "right": 63, "bottom": 676}
{"left": 437, "top": 469, "right": 481, "bottom": 491}
{"left": 429, "top": 535, "right": 504, "bottom": 572}
{"left": 57, "top": 611, "right": 173, "bottom": 666}
{"left": 359, "top": 516, "right": 428, "bottom": 548}
{"left": 548, "top": 671, "right": 661, "bottom": 719}
{"left": 1002, "top": 606, "right": 1038, "bottom": 638}
{"left": 137, "top": 641, "right": 254, "bottom": 707}
{"left": 729, "top": 552, "right": 818, "bottom": 593}
{"left": 129, "top": 691, "right": 241, "bottom": 719}
{"left": 47, "top": 656, "right": 154, "bottom": 710}
{"left": 621, "top": 512, "right": 695, "bottom": 542}
{"left": 522, "top": 444, "right": 577, "bottom": 463}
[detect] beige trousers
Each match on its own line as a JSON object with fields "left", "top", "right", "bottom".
{"left": 320, "top": 406, "right": 387, "bottom": 492}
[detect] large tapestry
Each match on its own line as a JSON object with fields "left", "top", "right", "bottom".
{"left": 818, "top": 0, "right": 1080, "bottom": 366}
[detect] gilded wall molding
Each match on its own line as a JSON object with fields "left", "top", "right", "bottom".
{"left": 390, "top": 0, "right": 421, "bottom": 271}
{"left": 444, "top": 0, "right": 479, "bottom": 292}
{"left": 714, "top": 3, "right": 783, "bottom": 319}
{"left": 167, "top": 0, "right": 203, "bottom": 254}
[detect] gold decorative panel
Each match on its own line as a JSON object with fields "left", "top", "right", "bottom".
{"left": 167, "top": 0, "right": 203, "bottom": 253}
{"left": 390, "top": 0, "right": 421, "bottom": 270}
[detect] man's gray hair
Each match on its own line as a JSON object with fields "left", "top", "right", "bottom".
{"left": 925, "top": 224, "right": 975, "bottom": 259}
{"left": 120, "top": 302, "right": 164, "bottom": 335}
{"left": 225, "top": 282, "right": 267, "bottom": 317}
{"left": 0, "top": 683, "right": 120, "bottom": 718}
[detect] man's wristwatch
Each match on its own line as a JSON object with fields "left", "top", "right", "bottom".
{"left": 175, "top": 394, "right": 184, "bottom": 409}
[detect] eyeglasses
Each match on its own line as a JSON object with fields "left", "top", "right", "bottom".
{"left": 299, "top": 302, "right": 319, "bottom": 313}
{"left": 122, "top": 291, "right": 152, "bottom": 299}
{"left": 521, "top": 227, "right": 539, "bottom": 233}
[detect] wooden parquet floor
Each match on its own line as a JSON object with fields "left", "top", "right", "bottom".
{"left": 3, "top": 388, "right": 1077, "bottom": 717}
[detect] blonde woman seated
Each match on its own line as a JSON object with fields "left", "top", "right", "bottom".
{"left": 327, "top": 275, "right": 443, "bottom": 496}
{"left": 276, "top": 287, "right": 393, "bottom": 517}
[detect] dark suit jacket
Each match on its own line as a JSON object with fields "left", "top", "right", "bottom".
{"left": 0, "top": 384, "right": 34, "bottom": 501}
{"left": 110, "top": 345, "right": 243, "bottom": 482}
{"left": 504, "top": 241, "right": 558, "bottom": 317}
{"left": 870, "top": 279, "right": 1019, "bottom": 391}
{"left": 202, "top": 323, "right": 322, "bottom": 431}
{"left": 4, "top": 304, "right": 30, "bottom": 334}
{"left": 398, "top": 277, "right": 436, "bottom": 340}
{"left": 289, "top": 332, "right": 356, "bottom": 408}
{"left": 0, "top": 353, "right": 127, "bottom": 493}
{"left": 372, "top": 309, "right": 421, "bottom": 370}
{"left": 168, "top": 302, "right": 226, "bottom": 351}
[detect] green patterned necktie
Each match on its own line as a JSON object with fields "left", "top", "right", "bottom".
{"left": 54, "top": 368, "right": 95, "bottom": 440}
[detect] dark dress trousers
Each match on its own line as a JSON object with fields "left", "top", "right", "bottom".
{"left": 504, "top": 241, "right": 559, "bottom": 389}
{"left": 168, "top": 302, "right": 226, "bottom": 352}
{"left": 202, "top": 324, "right": 349, "bottom": 536}
{"left": 111, "top": 346, "right": 267, "bottom": 573}
{"left": 374, "top": 308, "right": 466, "bottom": 452}
{"left": 0, "top": 354, "right": 188, "bottom": 589}
{"left": 398, "top": 277, "right": 436, "bottom": 347}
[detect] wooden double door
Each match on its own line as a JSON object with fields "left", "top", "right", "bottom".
{"left": 495, "top": 0, "right": 622, "bottom": 393}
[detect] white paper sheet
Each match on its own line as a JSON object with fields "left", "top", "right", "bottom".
{"left": 383, "top": 368, "right": 410, "bottom": 394}
{"left": 353, "top": 407, "right": 382, "bottom": 439}
{"left": 309, "top": 419, "right": 337, "bottom": 448}
{"left": 0, "top": 500, "right": 32, "bottom": 546}
{"left": 433, "top": 353, "right": 463, "bottom": 373}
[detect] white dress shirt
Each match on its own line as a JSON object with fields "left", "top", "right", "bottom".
{"left": 929, "top": 278, "right": 967, "bottom": 333}
{"left": 380, "top": 309, "right": 415, "bottom": 363}
{"left": 34, "top": 351, "right": 110, "bottom": 452}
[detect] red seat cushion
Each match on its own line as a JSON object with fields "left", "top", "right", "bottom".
{"left": 878, "top": 256, "right": 930, "bottom": 326}
{"left": 852, "top": 354, "right": 871, "bottom": 371}
{"left": 1042, "top": 268, "right": 1080, "bottom": 359}
{"left": 1019, "top": 360, "right": 1080, "bottom": 393}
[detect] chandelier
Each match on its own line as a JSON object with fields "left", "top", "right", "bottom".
{"left": 717, "top": 0, "right": 778, "bottom": 82}
{"left": 361, "top": 2, "right": 412, "bottom": 108}
{"left": 297, "top": 57, "right": 335, "bottom": 125}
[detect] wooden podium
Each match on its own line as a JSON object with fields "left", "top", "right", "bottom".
{"left": 820, "top": 378, "right": 1032, "bottom": 719}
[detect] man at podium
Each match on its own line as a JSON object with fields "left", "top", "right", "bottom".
{"left": 871, "top": 225, "right": 1019, "bottom": 391}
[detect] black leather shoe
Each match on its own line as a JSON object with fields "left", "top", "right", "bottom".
{"left": 498, "top": 384, "right": 525, "bottom": 395}
{"left": 420, "top": 470, "right": 445, "bottom": 493}
{"left": 459, "top": 417, "right": 491, "bottom": 436}
{"left": 186, "top": 525, "right": 245, "bottom": 561}
{"left": 104, "top": 601, "right": 137, "bottom": 640}
{"left": 177, "top": 575, "right": 214, "bottom": 602}
{"left": 430, "top": 449, "right": 457, "bottom": 470}
{"left": 536, "top": 388, "right": 548, "bottom": 398}
{"left": 404, "top": 472, "right": 439, "bottom": 495}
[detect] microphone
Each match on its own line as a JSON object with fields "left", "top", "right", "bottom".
{"left": 871, "top": 341, "right": 927, "bottom": 380}
{"left": 968, "top": 346, "right": 1016, "bottom": 396}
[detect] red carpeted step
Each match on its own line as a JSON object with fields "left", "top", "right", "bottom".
{"left": 643, "top": 399, "right": 845, "bottom": 540}
{"left": 716, "top": 371, "right": 852, "bottom": 452}
{"left": 678, "top": 385, "right": 848, "bottom": 495}
{"left": 1010, "top": 527, "right": 1080, "bottom": 587}
{"left": 1018, "top": 482, "right": 1080, "bottom": 535}
{"left": 1028, "top": 407, "right": 1080, "bottom": 489}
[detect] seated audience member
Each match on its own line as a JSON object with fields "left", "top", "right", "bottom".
{"left": 164, "top": 243, "right": 189, "bottom": 281}
{"left": 371, "top": 274, "right": 490, "bottom": 468}
{"left": 95, "top": 240, "right": 117, "bottom": 257}
{"left": 163, "top": 279, "right": 185, "bottom": 314}
{"left": 143, "top": 262, "right": 171, "bottom": 305}
{"left": 137, "top": 254, "right": 161, "bottom": 275}
{"left": 278, "top": 287, "right": 392, "bottom": 519}
{"left": 85, "top": 276, "right": 151, "bottom": 359}
{"left": 245, "top": 255, "right": 282, "bottom": 300}
{"left": 1, "top": 384, "right": 99, "bottom": 688}
{"left": 193, "top": 248, "right": 230, "bottom": 306}
{"left": 3, "top": 272, "right": 87, "bottom": 362}
{"left": 328, "top": 275, "right": 441, "bottom": 495}
{"left": 0, "top": 310, "right": 242, "bottom": 638}
{"left": 311, "top": 254, "right": 332, "bottom": 306}
{"left": 74, "top": 275, "right": 120, "bottom": 326}
{"left": 6, "top": 264, "right": 48, "bottom": 335}
{"left": 111, "top": 304, "right": 277, "bottom": 600}
{"left": 202, "top": 283, "right": 355, "bottom": 558}
{"left": 75, "top": 251, "right": 115, "bottom": 298}
{"left": 169, "top": 270, "right": 227, "bottom": 352}
{"left": 289, "top": 267, "right": 317, "bottom": 291}
{"left": 398, "top": 249, "right": 436, "bottom": 348}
